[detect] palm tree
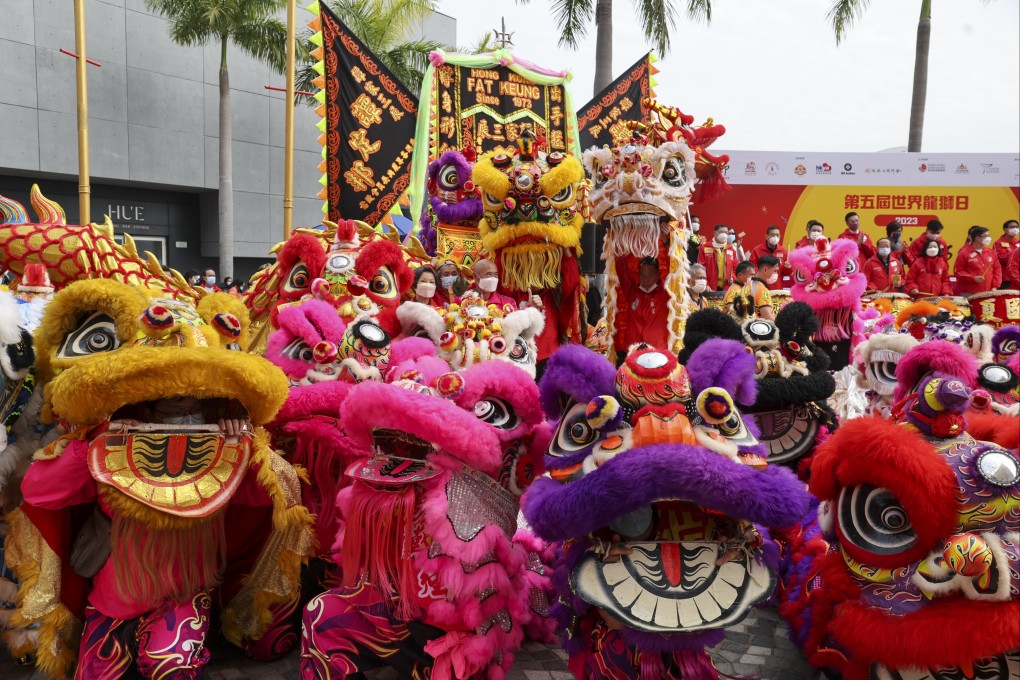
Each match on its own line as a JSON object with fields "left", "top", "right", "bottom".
{"left": 828, "top": 0, "right": 933, "bottom": 152}
{"left": 518, "top": 0, "right": 713, "bottom": 93}
{"left": 146, "top": 0, "right": 288, "bottom": 278}
{"left": 298, "top": 0, "right": 448, "bottom": 99}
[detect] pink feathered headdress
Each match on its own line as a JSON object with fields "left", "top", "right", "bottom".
{"left": 893, "top": 340, "right": 979, "bottom": 405}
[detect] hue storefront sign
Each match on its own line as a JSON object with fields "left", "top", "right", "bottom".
{"left": 105, "top": 201, "right": 170, "bottom": 236}
{"left": 700, "top": 151, "right": 1019, "bottom": 267}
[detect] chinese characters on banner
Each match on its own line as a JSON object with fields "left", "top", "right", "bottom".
{"left": 431, "top": 64, "right": 569, "bottom": 157}
{"left": 577, "top": 53, "right": 651, "bottom": 151}
{"left": 320, "top": 2, "right": 417, "bottom": 225}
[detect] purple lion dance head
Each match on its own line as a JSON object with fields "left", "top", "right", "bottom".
{"left": 418, "top": 149, "right": 483, "bottom": 256}
{"left": 522, "top": 341, "right": 810, "bottom": 679}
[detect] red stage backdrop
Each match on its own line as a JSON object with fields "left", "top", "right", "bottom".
{"left": 692, "top": 151, "right": 1019, "bottom": 267}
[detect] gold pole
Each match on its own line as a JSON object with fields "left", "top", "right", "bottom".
{"left": 73, "top": 0, "right": 91, "bottom": 224}
{"left": 283, "top": 0, "right": 297, "bottom": 239}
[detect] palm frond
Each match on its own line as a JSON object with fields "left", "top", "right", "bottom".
{"left": 231, "top": 17, "right": 288, "bottom": 71}
{"left": 684, "top": 0, "right": 712, "bottom": 23}
{"left": 550, "top": 0, "right": 595, "bottom": 49}
{"left": 634, "top": 0, "right": 677, "bottom": 55}
{"left": 827, "top": 0, "right": 870, "bottom": 45}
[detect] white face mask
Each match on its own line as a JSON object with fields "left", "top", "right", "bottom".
{"left": 810, "top": 231, "right": 822, "bottom": 240}
{"left": 440, "top": 275, "right": 457, "bottom": 288}
{"left": 477, "top": 276, "right": 498, "bottom": 292}
{"left": 767, "top": 272, "right": 779, "bottom": 284}
{"left": 416, "top": 282, "right": 436, "bottom": 298}
{"left": 926, "top": 246, "right": 940, "bottom": 257}
{"left": 980, "top": 236, "right": 992, "bottom": 247}
{"left": 1008, "top": 227, "right": 1019, "bottom": 237}
{"left": 767, "top": 236, "right": 780, "bottom": 246}
{"left": 691, "top": 221, "right": 700, "bottom": 233}
{"left": 715, "top": 233, "right": 728, "bottom": 244}
{"left": 727, "top": 234, "right": 737, "bottom": 243}
{"left": 878, "top": 247, "right": 891, "bottom": 257}
{"left": 692, "top": 279, "right": 707, "bottom": 294}
{"left": 205, "top": 276, "right": 216, "bottom": 286}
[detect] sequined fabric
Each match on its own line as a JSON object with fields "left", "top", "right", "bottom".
{"left": 444, "top": 469, "right": 518, "bottom": 542}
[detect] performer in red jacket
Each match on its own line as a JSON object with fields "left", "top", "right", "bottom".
{"left": 862, "top": 237, "right": 904, "bottom": 293}
{"left": 836, "top": 211, "right": 876, "bottom": 268}
{"left": 903, "top": 219, "right": 949, "bottom": 266}
{"left": 953, "top": 225, "right": 1002, "bottom": 295}
{"left": 993, "top": 219, "right": 1019, "bottom": 287}
{"left": 698, "top": 224, "right": 739, "bottom": 291}
{"left": 794, "top": 220, "right": 825, "bottom": 249}
{"left": 905, "top": 240, "right": 953, "bottom": 297}
{"left": 749, "top": 225, "right": 790, "bottom": 290}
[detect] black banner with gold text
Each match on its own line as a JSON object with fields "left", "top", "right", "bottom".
{"left": 321, "top": 3, "right": 417, "bottom": 225}
{"left": 577, "top": 54, "right": 651, "bottom": 151}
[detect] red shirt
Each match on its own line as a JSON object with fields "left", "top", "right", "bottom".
{"left": 904, "top": 256, "right": 952, "bottom": 297}
{"left": 953, "top": 243, "right": 1002, "bottom": 295}
{"left": 697, "top": 242, "right": 738, "bottom": 291}
{"left": 836, "top": 228, "right": 876, "bottom": 266}
{"left": 993, "top": 235, "right": 1020, "bottom": 277}
{"left": 1009, "top": 247, "right": 1020, "bottom": 285}
{"left": 862, "top": 254, "right": 904, "bottom": 293}
{"left": 904, "top": 235, "right": 949, "bottom": 266}
{"left": 749, "top": 242, "right": 790, "bottom": 290}
{"left": 794, "top": 236, "right": 816, "bottom": 249}
{"left": 463, "top": 289, "right": 519, "bottom": 313}
{"left": 617, "top": 284, "right": 671, "bottom": 351}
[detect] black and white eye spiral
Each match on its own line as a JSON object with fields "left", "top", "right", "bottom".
{"left": 473, "top": 397, "right": 520, "bottom": 430}
{"left": 58, "top": 312, "right": 119, "bottom": 358}
{"left": 837, "top": 484, "right": 916, "bottom": 556}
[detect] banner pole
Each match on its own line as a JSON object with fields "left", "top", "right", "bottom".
{"left": 73, "top": 0, "right": 91, "bottom": 224}
{"left": 283, "top": 0, "right": 297, "bottom": 239}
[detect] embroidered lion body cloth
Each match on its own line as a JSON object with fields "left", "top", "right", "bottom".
{"left": 4, "top": 280, "right": 313, "bottom": 679}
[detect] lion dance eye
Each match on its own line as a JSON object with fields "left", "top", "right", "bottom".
{"left": 845, "top": 259, "right": 858, "bottom": 275}
{"left": 661, "top": 157, "right": 686, "bottom": 187}
{"left": 438, "top": 164, "right": 459, "bottom": 191}
{"left": 473, "top": 397, "right": 520, "bottom": 430}
{"left": 58, "top": 312, "right": 120, "bottom": 358}
{"left": 837, "top": 484, "right": 917, "bottom": 556}
{"left": 550, "top": 401, "right": 599, "bottom": 458}
{"left": 283, "top": 263, "right": 311, "bottom": 293}
{"left": 794, "top": 269, "right": 807, "bottom": 283}
{"left": 548, "top": 184, "right": 575, "bottom": 209}
{"left": 367, "top": 268, "right": 397, "bottom": 301}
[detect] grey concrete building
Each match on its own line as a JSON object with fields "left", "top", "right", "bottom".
{"left": 0, "top": 0, "right": 455, "bottom": 277}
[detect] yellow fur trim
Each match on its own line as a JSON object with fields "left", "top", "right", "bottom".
{"left": 197, "top": 293, "right": 252, "bottom": 350}
{"left": 540, "top": 155, "right": 583, "bottom": 196}
{"left": 471, "top": 153, "right": 512, "bottom": 199}
{"left": 46, "top": 346, "right": 288, "bottom": 426}
{"left": 221, "top": 438, "right": 314, "bottom": 646}
{"left": 480, "top": 215, "right": 584, "bottom": 254}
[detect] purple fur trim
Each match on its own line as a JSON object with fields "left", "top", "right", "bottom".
{"left": 428, "top": 150, "right": 473, "bottom": 184}
{"left": 685, "top": 339, "right": 758, "bottom": 407}
{"left": 432, "top": 194, "right": 483, "bottom": 224}
{"left": 523, "top": 445, "right": 810, "bottom": 542}
{"left": 620, "top": 627, "right": 726, "bottom": 653}
{"left": 539, "top": 344, "right": 618, "bottom": 418}
{"left": 992, "top": 325, "right": 1020, "bottom": 356}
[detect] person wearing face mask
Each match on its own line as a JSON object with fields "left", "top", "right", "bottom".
{"left": 200, "top": 268, "right": 221, "bottom": 293}
{"left": 686, "top": 263, "right": 709, "bottom": 315}
{"left": 863, "top": 237, "right": 904, "bottom": 294}
{"left": 617, "top": 257, "right": 670, "bottom": 351}
{"left": 993, "top": 219, "right": 1020, "bottom": 287}
{"left": 905, "top": 239, "right": 953, "bottom": 298}
{"left": 465, "top": 258, "right": 516, "bottom": 311}
{"left": 698, "top": 224, "right": 738, "bottom": 291}
{"left": 686, "top": 215, "right": 702, "bottom": 265}
{"left": 795, "top": 220, "right": 825, "bottom": 249}
{"left": 750, "top": 225, "right": 789, "bottom": 290}
{"left": 837, "top": 211, "right": 876, "bottom": 269}
{"left": 954, "top": 225, "right": 1002, "bottom": 295}
{"left": 904, "top": 219, "right": 949, "bottom": 266}
{"left": 436, "top": 259, "right": 467, "bottom": 301}
{"left": 885, "top": 220, "right": 905, "bottom": 256}
{"left": 411, "top": 265, "right": 444, "bottom": 308}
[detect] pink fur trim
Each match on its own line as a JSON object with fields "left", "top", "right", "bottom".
{"left": 454, "top": 362, "right": 544, "bottom": 442}
{"left": 894, "top": 340, "right": 979, "bottom": 404}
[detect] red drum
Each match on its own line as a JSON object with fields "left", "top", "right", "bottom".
{"left": 969, "top": 289, "right": 1020, "bottom": 329}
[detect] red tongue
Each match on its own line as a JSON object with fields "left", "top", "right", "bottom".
{"left": 165, "top": 436, "right": 187, "bottom": 477}
{"left": 662, "top": 542, "right": 682, "bottom": 587}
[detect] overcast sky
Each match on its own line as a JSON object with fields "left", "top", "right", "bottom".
{"left": 436, "top": 0, "right": 1019, "bottom": 153}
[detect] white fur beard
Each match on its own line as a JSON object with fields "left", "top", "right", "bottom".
{"left": 606, "top": 214, "right": 662, "bottom": 259}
